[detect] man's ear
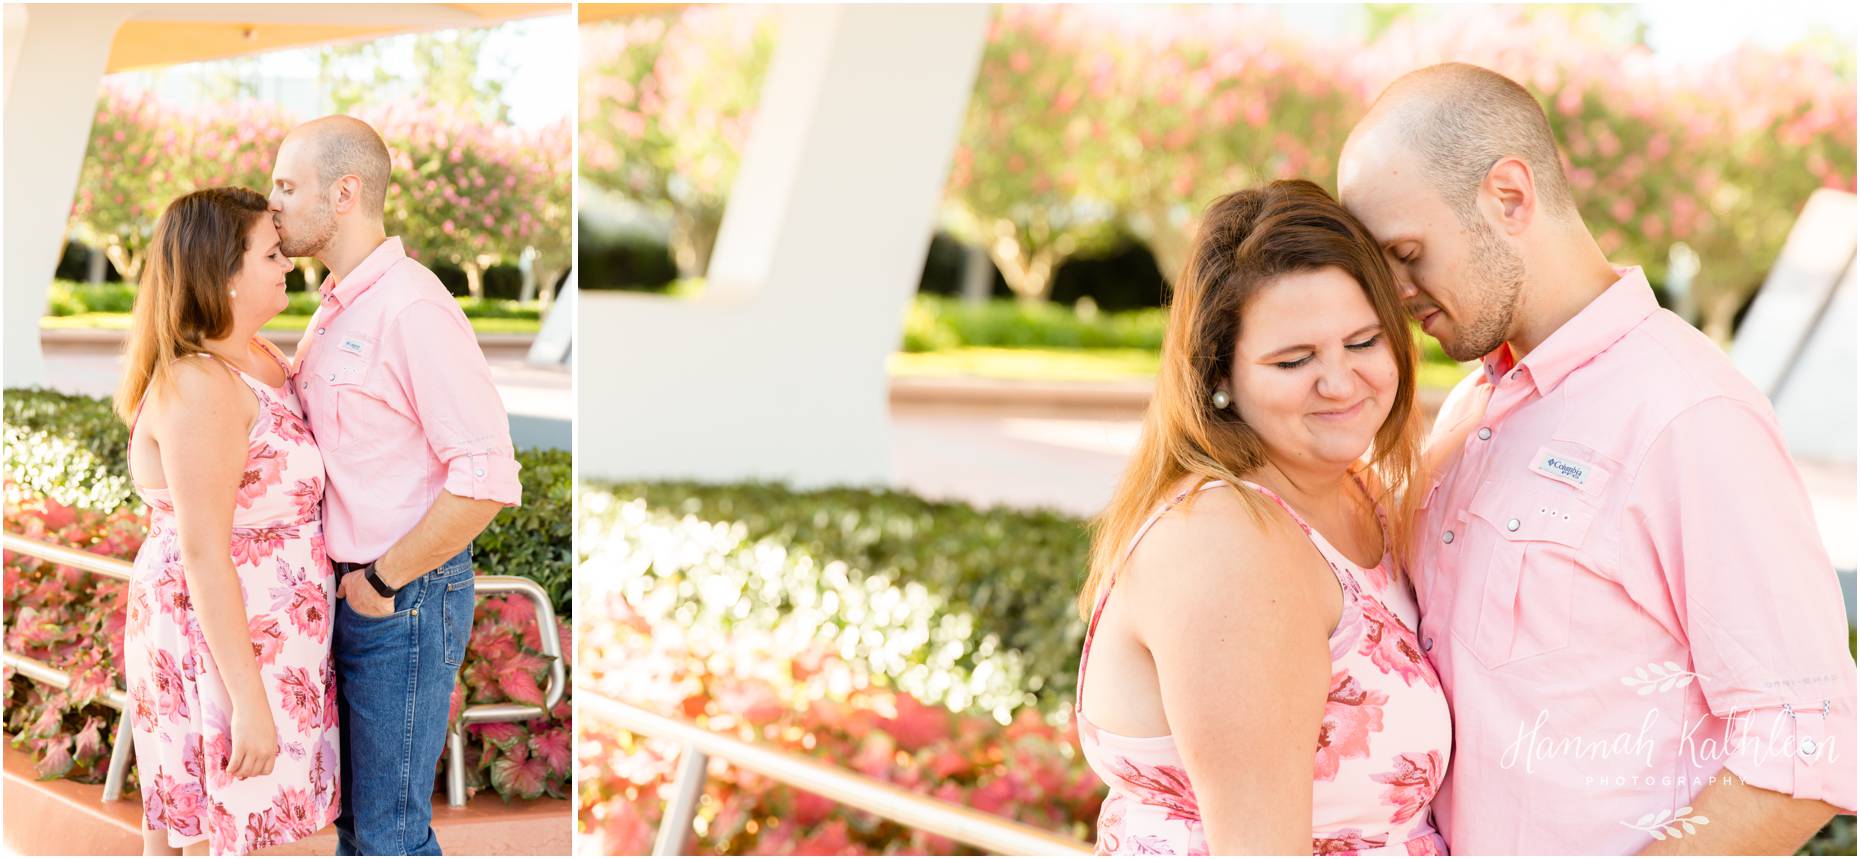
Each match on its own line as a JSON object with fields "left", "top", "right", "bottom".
{"left": 333, "top": 175, "right": 362, "bottom": 216}
{"left": 1483, "top": 156, "right": 1536, "bottom": 235}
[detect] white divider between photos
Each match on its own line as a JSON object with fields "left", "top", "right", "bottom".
{"left": 577, "top": 4, "right": 991, "bottom": 487}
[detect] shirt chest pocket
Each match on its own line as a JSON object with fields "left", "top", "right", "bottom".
{"left": 306, "top": 342, "right": 376, "bottom": 452}
{"left": 1452, "top": 472, "right": 1603, "bottom": 670}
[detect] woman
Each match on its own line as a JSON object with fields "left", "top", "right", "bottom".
{"left": 115, "top": 187, "right": 339, "bottom": 855}
{"left": 1075, "top": 179, "right": 1450, "bottom": 855}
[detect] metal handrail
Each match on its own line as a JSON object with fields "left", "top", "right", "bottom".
{"left": 0, "top": 531, "right": 564, "bottom": 808}
{"left": 579, "top": 690, "right": 1093, "bottom": 856}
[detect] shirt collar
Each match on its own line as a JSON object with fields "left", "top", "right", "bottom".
{"left": 318, "top": 237, "right": 406, "bottom": 308}
{"left": 1480, "top": 265, "right": 1659, "bottom": 396}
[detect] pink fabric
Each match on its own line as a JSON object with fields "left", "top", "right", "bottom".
{"left": 124, "top": 342, "right": 340, "bottom": 855}
{"left": 291, "top": 237, "right": 520, "bottom": 563}
{"left": 1078, "top": 478, "right": 1453, "bottom": 855}
{"left": 1415, "top": 266, "right": 1857, "bottom": 854}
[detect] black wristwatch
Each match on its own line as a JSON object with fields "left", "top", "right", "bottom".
{"left": 362, "top": 562, "right": 400, "bottom": 598}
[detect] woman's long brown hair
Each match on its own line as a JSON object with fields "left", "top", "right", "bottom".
{"left": 1080, "top": 179, "right": 1423, "bottom": 618}
{"left": 114, "top": 187, "right": 272, "bottom": 425}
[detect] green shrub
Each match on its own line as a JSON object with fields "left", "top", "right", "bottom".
{"left": 584, "top": 480, "right": 1090, "bottom": 719}
{"left": 2, "top": 388, "right": 135, "bottom": 512}
{"left": 901, "top": 295, "right": 1168, "bottom": 353}
{"left": 2, "top": 388, "right": 570, "bottom": 615}
{"left": 44, "top": 280, "right": 542, "bottom": 322}
{"left": 44, "top": 281, "right": 137, "bottom": 317}
{"left": 475, "top": 447, "right": 573, "bottom": 616}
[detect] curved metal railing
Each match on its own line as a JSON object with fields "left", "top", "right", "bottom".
{"left": 579, "top": 689, "right": 1093, "bottom": 856}
{"left": 0, "top": 531, "right": 564, "bottom": 807}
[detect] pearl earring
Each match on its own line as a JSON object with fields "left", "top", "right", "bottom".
{"left": 1211, "top": 389, "right": 1231, "bottom": 410}
{"left": 230, "top": 289, "right": 238, "bottom": 298}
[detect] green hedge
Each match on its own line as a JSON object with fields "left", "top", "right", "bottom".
{"left": 585, "top": 480, "right": 1089, "bottom": 719}
{"left": 902, "top": 294, "right": 1168, "bottom": 352}
{"left": 3, "top": 388, "right": 570, "bottom": 616}
{"left": 45, "top": 281, "right": 541, "bottom": 321}
{"left": 901, "top": 295, "right": 1465, "bottom": 369}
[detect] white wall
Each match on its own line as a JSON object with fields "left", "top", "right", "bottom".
{"left": 577, "top": 4, "right": 989, "bottom": 488}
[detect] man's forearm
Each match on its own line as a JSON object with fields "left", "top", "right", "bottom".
{"left": 373, "top": 490, "right": 505, "bottom": 587}
{"left": 1638, "top": 773, "right": 1839, "bottom": 855}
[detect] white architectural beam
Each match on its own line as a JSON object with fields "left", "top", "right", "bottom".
{"left": 578, "top": 4, "right": 989, "bottom": 487}
{"left": 4, "top": 4, "right": 131, "bottom": 389}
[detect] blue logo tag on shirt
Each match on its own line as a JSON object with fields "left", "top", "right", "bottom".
{"left": 1532, "top": 449, "right": 1592, "bottom": 487}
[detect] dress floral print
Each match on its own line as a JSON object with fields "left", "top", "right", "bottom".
{"left": 1078, "top": 478, "right": 1453, "bottom": 855}
{"left": 124, "top": 343, "right": 339, "bottom": 855}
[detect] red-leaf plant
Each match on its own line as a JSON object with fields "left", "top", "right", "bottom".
{"left": 4, "top": 481, "right": 571, "bottom": 803}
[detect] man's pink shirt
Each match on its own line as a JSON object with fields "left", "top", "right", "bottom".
{"left": 1416, "top": 266, "right": 1855, "bottom": 853}
{"left": 293, "top": 237, "right": 521, "bottom": 564}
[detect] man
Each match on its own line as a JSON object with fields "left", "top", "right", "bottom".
{"left": 1337, "top": 63, "right": 1854, "bottom": 854}
{"left": 269, "top": 115, "right": 522, "bottom": 855}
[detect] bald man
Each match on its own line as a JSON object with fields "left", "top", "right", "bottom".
{"left": 1337, "top": 63, "right": 1853, "bottom": 854}
{"left": 270, "top": 116, "right": 522, "bottom": 855}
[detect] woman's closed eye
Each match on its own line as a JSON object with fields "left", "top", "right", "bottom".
{"left": 1273, "top": 334, "right": 1381, "bottom": 369}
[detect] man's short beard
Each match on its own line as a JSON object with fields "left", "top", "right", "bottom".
{"left": 279, "top": 196, "right": 337, "bottom": 258}
{"left": 1441, "top": 217, "right": 1525, "bottom": 362}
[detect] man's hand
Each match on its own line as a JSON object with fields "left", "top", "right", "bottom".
{"left": 337, "top": 570, "right": 396, "bottom": 617}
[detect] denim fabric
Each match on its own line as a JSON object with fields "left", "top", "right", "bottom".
{"left": 333, "top": 547, "right": 475, "bottom": 855}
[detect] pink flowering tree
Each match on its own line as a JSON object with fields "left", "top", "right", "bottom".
{"left": 944, "top": 6, "right": 1123, "bottom": 303}
{"left": 67, "top": 88, "right": 169, "bottom": 283}
{"left": 579, "top": 8, "right": 775, "bottom": 279}
{"left": 520, "top": 118, "right": 574, "bottom": 306}
{"left": 355, "top": 102, "right": 572, "bottom": 299}
{"left": 1091, "top": 7, "right": 1365, "bottom": 283}
{"left": 67, "top": 89, "right": 294, "bottom": 283}
{"left": 67, "top": 88, "right": 566, "bottom": 300}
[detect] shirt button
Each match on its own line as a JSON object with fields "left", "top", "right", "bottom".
{"left": 1801, "top": 738, "right": 1819, "bottom": 757}
{"left": 327, "top": 373, "right": 336, "bottom": 382}
{"left": 317, "top": 327, "right": 326, "bottom": 335}
{"left": 1511, "top": 370, "right": 1521, "bottom": 379}
{"left": 1507, "top": 518, "right": 1521, "bottom": 532}
{"left": 1477, "top": 427, "right": 1492, "bottom": 440}
{"left": 1442, "top": 530, "right": 1455, "bottom": 544}
{"left": 474, "top": 468, "right": 486, "bottom": 478}
{"left": 1421, "top": 636, "right": 1434, "bottom": 652}
{"left": 410, "top": 608, "right": 420, "bottom": 618}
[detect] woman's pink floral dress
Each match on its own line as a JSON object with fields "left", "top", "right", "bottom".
{"left": 1078, "top": 478, "right": 1452, "bottom": 855}
{"left": 123, "top": 344, "right": 339, "bottom": 854}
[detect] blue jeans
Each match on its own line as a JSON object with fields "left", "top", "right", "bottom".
{"left": 333, "top": 547, "right": 475, "bottom": 856}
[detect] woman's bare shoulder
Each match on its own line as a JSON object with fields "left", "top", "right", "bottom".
{"left": 1122, "top": 480, "right": 1327, "bottom": 615}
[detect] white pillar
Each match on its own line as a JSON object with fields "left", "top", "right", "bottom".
{"left": 578, "top": 4, "right": 989, "bottom": 487}
{"left": 4, "top": 4, "right": 130, "bottom": 389}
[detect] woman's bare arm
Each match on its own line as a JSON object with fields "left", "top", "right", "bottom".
{"left": 1126, "top": 488, "right": 1338, "bottom": 854}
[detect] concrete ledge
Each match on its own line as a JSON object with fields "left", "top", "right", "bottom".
{"left": 2, "top": 745, "right": 570, "bottom": 855}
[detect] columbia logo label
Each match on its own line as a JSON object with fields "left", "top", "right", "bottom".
{"left": 1533, "top": 449, "right": 1592, "bottom": 487}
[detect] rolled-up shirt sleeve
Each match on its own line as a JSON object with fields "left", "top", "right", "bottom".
{"left": 1624, "top": 395, "right": 1855, "bottom": 813}
{"left": 389, "top": 299, "right": 523, "bottom": 507}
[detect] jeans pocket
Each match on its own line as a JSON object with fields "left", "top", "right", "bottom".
{"left": 442, "top": 573, "right": 475, "bottom": 668}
